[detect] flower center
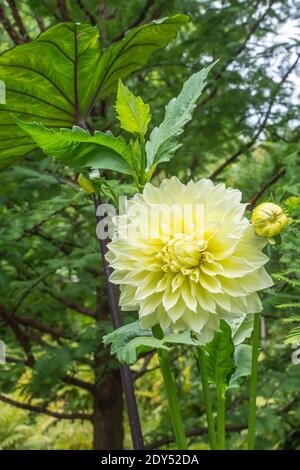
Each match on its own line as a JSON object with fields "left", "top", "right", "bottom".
{"left": 157, "top": 235, "right": 210, "bottom": 281}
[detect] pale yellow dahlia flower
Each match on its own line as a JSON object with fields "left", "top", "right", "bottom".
{"left": 106, "top": 177, "right": 273, "bottom": 342}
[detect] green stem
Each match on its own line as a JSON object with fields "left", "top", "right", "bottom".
{"left": 152, "top": 325, "right": 187, "bottom": 450}
{"left": 139, "top": 135, "right": 146, "bottom": 187}
{"left": 247, "top": 311, "right": 261, "bottom": 450}
{"left": 216, "top": 383, "right": 226, "bottom": 450}
{"left": 197, "top": 347, "right": 217, "bottom": 450}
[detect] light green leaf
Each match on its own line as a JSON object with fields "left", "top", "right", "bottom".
{"left": 117, "top": 336, "right": 167, "bottom": 365}
{"left": 228, "top": 344, "right": 252, "bottom": 390}
{"left": 115, "top": 79, "right": 151, "bottom": 136}
{"left": 15, "top": 119, "right": 134, "bottom": 175}
{"left": 229, "top": 313, "right": 254, "bottom": 346}
{"left": 103, "top": 320, "right": 168, "bottom": 365}
{"left": 204, "top": 320, "right": 235, "bottom": 388}
{"left": 163, "top": 330, "right": 200, "bottom": 346}
{"left": 103, "top": 320, "right": 148, "bottom": 351}
{"left": 146, "top": 61, "right": 217, "bottom": 169}
{"left": 0, "top": 16, "right": 188, "bottom": 170}
{"left": 284, "top": 327, "right": 300, "bottom": 345}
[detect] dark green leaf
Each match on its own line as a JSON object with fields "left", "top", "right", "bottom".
{"left": 204, "top": 320, "right": 236, "bottom": 388}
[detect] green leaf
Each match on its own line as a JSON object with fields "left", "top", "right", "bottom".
{"left": 15, "top": 120, "right": 134, "bottom": 175}
{"left": 115, "top": 79, "right": 151, "bottom": 136}
{"left": 163, "top": 330, "right": 200, "bottom": 347}
{"left": 0, "top": 23, "right": 100, "bottom": 170}
{"left": 103, "top": 320, "right": 168, "bottom": 365}
{"left": 230, "top": 313, "right": 254, "bottom": 346}
{"left": 228, "top": 344, "right": 252, "bottom": 389}
{"left": 117, "top": 336, "right": 167, "bottom": 365}
{"left": 204, "top": 320, "right": 235, "bottom": 388}
{"left": 284, "top": 327, "right": 300, "bottom": 345}
{"left": 0, "top": 16, "right": 188, "bottom": 169}
{"left": 98, "top": 14, "right": 189, "bottom": 98}
{"left": 145, "top": 60, "right": 217, "bottom": 169}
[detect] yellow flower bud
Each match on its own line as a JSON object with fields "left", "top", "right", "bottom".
{"left": 251, "top": 202, "right": 289, "bottom": 239}
{"left": 78, "top": 174, "right": 96, "bottom": 194}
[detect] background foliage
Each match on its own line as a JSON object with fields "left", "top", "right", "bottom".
{"left": 0, "top": 0, "right": 300, "bottom": 450}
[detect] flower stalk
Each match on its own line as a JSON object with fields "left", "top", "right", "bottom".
{"left": 216, "top": 384, "right": 226, "bottom": 450}
{"left": 152, "top": 324, "right": 187, "bottom": 450}
{"left": 196, "top": 347, "right": 217, "bottom": 450}
{"left": 247, "top": 311, "right": 261, "bottom": 450}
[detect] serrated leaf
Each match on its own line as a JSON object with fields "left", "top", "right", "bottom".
{"left": 103, "top": 320, "right": 150, "bottom": 351}
{"left": 204, "top": 320, "right": 235, "bottom": 388}
{"left": 103, "top": 320, "right": 168, "bottom": 365}
{"left": 229, "top": 313, "right": 254, "bottom": 345}
{"left": 115, "top": 79, "right": 151, "bottom": 136}
{"left": 15, "top": 119, "right": 134, "bottom": 175}
{"left": 145, "top": 60, "right": 217, "bottom": 169}
{"left": 228, "top": 344, "right": 252, "bottom": 389}
{"left": 163, "top": 330, "right": 200, "bottom": 346}
{"left": 118, "top": 336, "right": 167, "bottom": 365}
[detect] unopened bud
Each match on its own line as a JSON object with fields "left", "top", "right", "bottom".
{"left": 78, "top": 174, "right": 96, "bottom": 194}
{"left": 252, "top": 202, "right": 290, "bottom": 240}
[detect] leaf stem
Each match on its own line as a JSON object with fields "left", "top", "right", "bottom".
{"left": 196, "top": 347, "right": 217, "bottom": 450}
{"left": 152, "top": 324, "right": 187, "bottom": 450}
{"left": 139, "top": 134, "right": 146, "bottom": 187}
{"left": 247, "top": 311, "right": 261, "bottom": 450}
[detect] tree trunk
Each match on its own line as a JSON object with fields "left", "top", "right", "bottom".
{"left": 93, "top": 365, "right": 124, "bottom": 450}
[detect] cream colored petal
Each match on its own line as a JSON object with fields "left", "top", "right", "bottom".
{"left": 199, "top": 272, "right": 222, "bottom": 293}
{"left": 181, "top": 278, "right": 198, "bottom": 311}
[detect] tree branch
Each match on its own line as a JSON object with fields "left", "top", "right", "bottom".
{"left": 12, "top": 313, "right": 70, "bottom": 340}
{"left": 0, "top": 305, "right": 35, "bottom": 367}
{"left": 42, "top": 288, "right": 96, "bottom": 318}
{"left": 210, "top": 54, "right": 300, "bottom": 179}
{"left": 248, "top": 168, "right": 286, "bottom": 210}
{"left": 112, "top": 0, "right": 155, "bottom": 42}
{"left": 0, "top": 3, "right": 23, "bottom": 44}
{"left": 12, "top": 270, "right": 56, "bottom": 314}
{"left": 7, "top": 0, "right": 30, "bottom": 41}
{"left": 0, "top": 394, "right": 92, "bottom": 420}
{"left": 57, "top": 0, "right": 70, "bottom": 21}
{"left": 76, "top": 0, "right": 96, "bottom": 25}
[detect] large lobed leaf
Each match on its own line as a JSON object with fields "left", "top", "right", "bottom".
{"left": 15, "top": 119, "right": 134, "bottom": 175}
{"left": 0, "top": 23, "right": 98, "bottom": 169}
{"left": 204, "top": 320, "right": 236, "bottom": 389}
{"left": 0, "top": 15, "right": 188, "bottom": 170}
{"left": 146, "top": 61, "right": 217, "bottom": 170}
